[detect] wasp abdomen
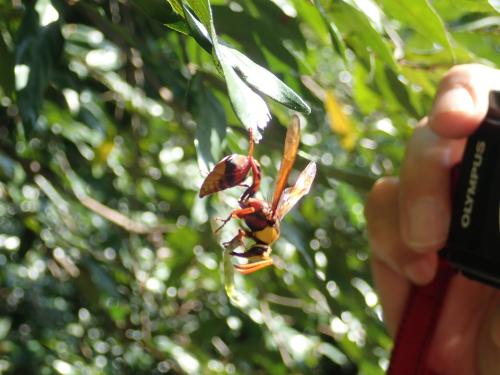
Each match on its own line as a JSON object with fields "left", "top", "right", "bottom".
{"left": 199, "top": 154, "right": 252, "bottom": 198}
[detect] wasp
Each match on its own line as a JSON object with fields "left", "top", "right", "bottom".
{"left": 216, "top": 116, "right": 316, "bottom": 275}
{"left": 199, "top": 129, "right": 261, "bottom": 201}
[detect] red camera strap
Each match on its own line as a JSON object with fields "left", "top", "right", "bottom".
{"left": 387, "top": 259, "right": 457, "bottom": 375}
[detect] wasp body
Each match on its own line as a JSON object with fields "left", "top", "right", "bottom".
{"left": 211, "top": 117, "right": 316, "bottom": 274}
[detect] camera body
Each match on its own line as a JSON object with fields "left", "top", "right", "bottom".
{"left": 443, "top": 91, "right": 500, "bottom": 288}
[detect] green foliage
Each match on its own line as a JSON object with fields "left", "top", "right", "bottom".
{"left": 0, "top": 0, "right": 497, "bottom": 374}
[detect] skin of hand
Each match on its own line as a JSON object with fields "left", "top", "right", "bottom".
{"left": 364, "top": 64, "right": 500, "bottom": 375}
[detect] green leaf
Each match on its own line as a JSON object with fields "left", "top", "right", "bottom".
{"left": 16, "top": 5, "right": 63, "bottom": 128}
{"left": 433, "top": 0, "right": 499, "bottom": 20}
{"left": 108, "top": 304, "right": 130, "bottom": 323}
{"left": 182, "top": 1, "right": 271, "bottom": 141}
{"left": 385, "top": 68, "right": 421, "bottom": 118}
{"left": 186, "top": 13, "right": 310, "bottom": 115}
{"left": 223, "top": 247, "right": 240, "bottom": 306}
{"left": 185, "top": 0, "right": 211, "bottom": 27}
{"left": 378, "top": 0, "right": 455, "bottom": 61}
{"left": 0, "top": 152, "right": 16, "bottom": 180}
{"left": 176, "top": 2, "right": 311, "bottom": 125}
{"left": 372, "top": 61, "right": 421, "bottom": 119}
{"left": 165, "top": 0, "right": 183, "bottom": 14}
{"left": 215, "top": 46, "right": 271, "bottom": 142}
{"left": 181, "top": 2, "right": 213, "bottom": 52}
{"left": 452, "top": 30, "right": 500, "bottom": 66}
{"left": 148, "top": 0, "right": 190, "bottom": 35}
{"left": 313, "top": 0, "right": 347, "bottom": 63}
{"left": 0, "top": 31, "right": 15, "bottom": 97}
{"left": 352, "top": 63, "right": 381, "bottom": 115}
{"left": 451, "top": 16, "right": 500, "bottom": 33}
{"left": 489, "top": 0, "right": 500, "bottom": 12}
{"left": 191, "top": 76, "right": 227, "bottom": 172}
{"left": 331, "top": 2, "right": 399, "bottom": 71}
{"left": 133, "top": 0, "right": 183, "bottom": 26}
{"left": 0, "top": 318, "right": 11, "bottom": 340}
{"left": 213, "top": 5, "right": 300, "bottom": 70}
{"left": 81, "top": 257, "right": 121, "bottom": 300}
{"left": 220, "top": 44, "right": 310, "bottom": 114}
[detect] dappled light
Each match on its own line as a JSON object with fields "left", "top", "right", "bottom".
{"left": 0, "top": 0, "right": 498, "bottom": 374}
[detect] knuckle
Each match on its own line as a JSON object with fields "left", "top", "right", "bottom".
{"left": 405, "top": 127, "right": 456, "bottom": 174}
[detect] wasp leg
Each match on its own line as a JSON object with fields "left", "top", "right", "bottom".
{"left": 231, "top": 244, "right": 273, "bottom": 274}
{"left": 240, "top": 159, "right": 261, "bottom": 201}
{"left": 240, "top": 129, "right": 261, "bottom": 201}
{"left": 222, "top": 229, "right": 248, "bottom": 250}
{"left": 230, "top": 244, "right": 268, "bottom": 258}
{"left": 214, "top": 206, "right": 256, "bottom": 234}
{"left": 234, "top": 257, "right": 273, "bottom": 275}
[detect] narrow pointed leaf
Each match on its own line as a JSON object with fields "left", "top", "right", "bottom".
{"left": 215, "top": 51, "right": 271, "bottom": 142}
{"left": 183, "top": 0, "right": 271, "bottom": 141}
{"left": 183, "top": 2, "right": 310, "bottom": 120}
{"left": 220, "top": 44, "right": 311, "bottom": 114}
{"left": 332, "top": 2, "right": 398, "bottom": 71}
{"left": 314, "top": 0, "right": 347, "bottom": 63}
{"left": 379, "top": 0, "right": 455, "bottom": 61}
{"left": 181, "top": 3, "right": 213, "bottom": 52}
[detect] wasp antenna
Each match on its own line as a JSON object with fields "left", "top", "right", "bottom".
{"left": 214, "top": 220, "right": 229, "bottom": 234}
{"left": 212, "top": 214, "right": 231, "bottom": 234}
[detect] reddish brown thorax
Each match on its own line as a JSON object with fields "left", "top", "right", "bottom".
{"left": 239, "top": 198, "right": 275, "bottom": 232}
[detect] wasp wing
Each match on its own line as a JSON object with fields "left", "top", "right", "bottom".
{"left": 274, "top": 161, "right": 316, "bottom": 221}
{"left": 271, "top": 115, "right": 301, "bottom": 213}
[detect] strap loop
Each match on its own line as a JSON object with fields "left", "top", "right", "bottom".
{"left": 388, "top": 259, "right": 456, "bottom": 375}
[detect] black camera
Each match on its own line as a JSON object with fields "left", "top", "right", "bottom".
{"left": 444, "top": 90, "right": 500, "bottom": 288}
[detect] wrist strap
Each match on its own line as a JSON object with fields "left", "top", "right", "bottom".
{"left": 387, "top": 259, "right": 456, "bottom": 375}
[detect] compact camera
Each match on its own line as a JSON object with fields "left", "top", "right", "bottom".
{"left": 444, "top": 90, "right": 500, "bottom": 288}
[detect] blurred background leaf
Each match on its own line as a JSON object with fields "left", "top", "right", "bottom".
{"left": 0, "top": 0, "right": 498, "bottom": 374}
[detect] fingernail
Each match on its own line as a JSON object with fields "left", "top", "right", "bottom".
{"left": 407, "top": 197, "right": 449, "bottom": 250}
{"left": 431, "top": 86, "right": 475, "bottom": 118}
{"left": 404, "top": 257, "right": 434, "bottom": 284}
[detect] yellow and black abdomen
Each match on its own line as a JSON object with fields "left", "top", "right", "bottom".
{"left": 241, "top": 199, "right": 279, "bottom": 245}
{"left": 252, "top": 225, "right": 280, "bottom": 245}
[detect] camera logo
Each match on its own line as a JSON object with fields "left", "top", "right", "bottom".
{"left": 461, "top": 141, "right": 486, "bottom": 228}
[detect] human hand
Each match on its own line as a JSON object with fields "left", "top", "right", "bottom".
{"left": 365, "top": 64, "right": 500, "bottom": 375}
